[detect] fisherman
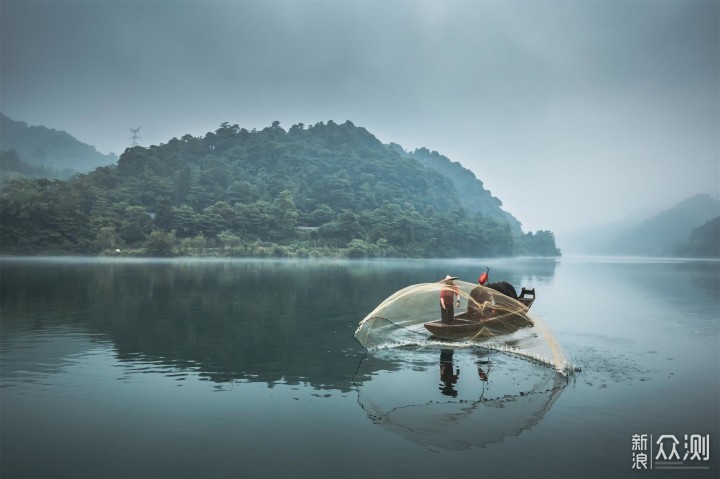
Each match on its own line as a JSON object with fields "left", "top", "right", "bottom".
{"left": 439, "top": 275, "right": 460, "bottom": 324}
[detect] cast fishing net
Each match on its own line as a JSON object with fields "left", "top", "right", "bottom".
{"left": 354, "top": 279, "right": 571, "bottom": 374}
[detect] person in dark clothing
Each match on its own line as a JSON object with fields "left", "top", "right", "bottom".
{"left": 485, "top": 281, "right": 518, "bottom": 299}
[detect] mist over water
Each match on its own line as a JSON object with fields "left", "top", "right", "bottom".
{"left": 1, "top": 257, "right": 718, "bottom": 478}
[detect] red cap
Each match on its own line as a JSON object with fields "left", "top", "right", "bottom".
{"left": 479, "top": 272, "right": 488, "bottom": 285}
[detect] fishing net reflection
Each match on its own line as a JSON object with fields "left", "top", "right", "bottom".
{"left": 354, "top": 346, "right": 567, "bottom": 451}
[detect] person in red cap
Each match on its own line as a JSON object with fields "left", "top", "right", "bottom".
{"left": 468, "top": 269, "right": 493, "bottom": 319}
{"left": 439, "top": 275, "right": 460, "bottom": 323}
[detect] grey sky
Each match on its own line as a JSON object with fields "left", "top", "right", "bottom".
{"left": 1, "top": 0, "right": 718, "bottom": 237}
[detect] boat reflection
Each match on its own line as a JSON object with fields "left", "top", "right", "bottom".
{"left": 355, "top": 346, "right": 567, "bottom": 450}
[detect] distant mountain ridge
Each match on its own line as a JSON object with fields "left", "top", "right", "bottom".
{"left": 562, "top": 194, "right": 720, "bottom": 256}
{"left": 0, "top": 113, "right": 117, "bottom": 174}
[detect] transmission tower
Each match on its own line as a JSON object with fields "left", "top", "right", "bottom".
{"left": 129, "top": 127, "right": 141, "bottom": 147}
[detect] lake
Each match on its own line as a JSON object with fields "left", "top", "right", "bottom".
{"left": 1, "top": 256, "right": 718, "bottom": 478}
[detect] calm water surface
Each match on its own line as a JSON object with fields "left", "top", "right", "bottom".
{"left": 1, "top": 257, "right": 718, "bottom": 478}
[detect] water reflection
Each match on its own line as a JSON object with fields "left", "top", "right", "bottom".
{"left": 2, "top": 257, "right": 717, "bottom": 478}
{"left": 439, "top": 349, "right": 460, "bottom": 397}
{"left": 0, "top": 258, "right": 560, "bottom": 392}
{"left": 438, "top": 349, "right": 490, "bottom": 396}
{"left": 355, "top": 346, "right": 567, "bottom": 450}
{"left": 0, "top": 259, "right": 380, "bottom": 390}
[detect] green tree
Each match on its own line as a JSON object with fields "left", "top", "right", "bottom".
{"left": 218, "top": 230, "right": 242, "bottom": 255}
{"left": 188, "top": 234, "right": 206, "bottom": 255}
{"left": 346, "top": 238, "right": 370, "bottom": 258}
{"left": 119, "top": 206, "right": 152, "bottom": 245}
{"left": 94, "top": 226, "right": 121, "bottom": 252}
{"left": 145, "top": 230, "right": 176, "bottom": 256}
{"left": 168, "top": 205, "right": 199, "bottom": 238}
{"left": 273, "top": 190, "right": 298, "bottom": 237}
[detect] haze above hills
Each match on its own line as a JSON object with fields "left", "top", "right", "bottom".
{"left": 0, "top": 113, "right": 117, "bottom": 179}
{"left": 560, "top": 194, "right": 719, "bottom": 257}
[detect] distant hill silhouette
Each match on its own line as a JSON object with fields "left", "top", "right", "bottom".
{"left": 0, "top": 149, "right": 74, "bottom": 182}
{"left": 0, "top": 113, "right": 117, "bottom": 175}
{"left": 562, "top": 194, "right": 720, "bottom": 256}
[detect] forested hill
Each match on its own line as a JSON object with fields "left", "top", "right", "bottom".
{"left": 396, "top": 145, "right": 523, "bottom": 236}
{"left": 676, "top": 217, "right": 720, "bottom": 258}
{"left": 0, "top": 113, "right": 117, "bottom": 175}
{"left": 0, "top": 120, "right": 560, "bottom": 258}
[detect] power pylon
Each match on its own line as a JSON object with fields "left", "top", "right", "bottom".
{"left": 129, "top": 127, "right": 141, "bottom": 147}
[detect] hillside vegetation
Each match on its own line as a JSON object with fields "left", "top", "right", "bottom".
{"left": 0, "top": 120, "right": 560, "bottom": 258}
{"left": 673, "top": 216, "right": 720, "bottom": 258}
{"left": 400, "top": 146, "right": 523, "bottom": 236}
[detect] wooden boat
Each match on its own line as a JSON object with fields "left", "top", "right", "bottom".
{"left": 424, "top": 287, "right": 536, "bottom": 340}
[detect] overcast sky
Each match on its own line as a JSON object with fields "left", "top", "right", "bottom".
{"left": 1, "top": 0, "right": 718, "bottom": 238}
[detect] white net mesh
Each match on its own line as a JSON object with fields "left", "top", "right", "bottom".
{"left": 354, "top": 279, "right": 571, "bottom": 374}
